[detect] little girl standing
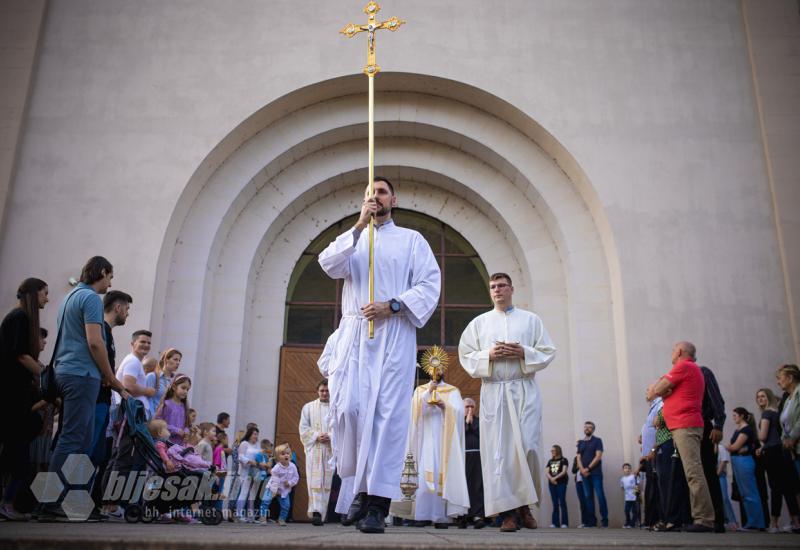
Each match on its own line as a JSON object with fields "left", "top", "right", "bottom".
{"left": 155, "top": 374, "right": 192, "bottom": 445}
{"left": 259, "top": 443, "right": 299, "bottom": 526}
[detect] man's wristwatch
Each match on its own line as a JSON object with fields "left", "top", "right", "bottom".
{"left": 389, "top": 298, "right": 401, "bottom": 314}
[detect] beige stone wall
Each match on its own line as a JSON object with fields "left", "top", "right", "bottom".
{"left": 743, "top": 0, "right": 800, "bottom": 361}
{"left": 0, "top": 0, "right": 45, "bottom": 238}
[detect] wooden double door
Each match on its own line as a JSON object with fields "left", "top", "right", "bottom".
{"left": 275, "top": 345, "right": 481, "bottom": 521}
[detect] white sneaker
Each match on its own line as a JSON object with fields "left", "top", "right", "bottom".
{"left": 549, "top": 524, "right": 557, "bottom": 528}
{"left": 767, "top": 526, "right": 779, "bottom": 534}
{"left": 578, "top": 524, "right": 586, "bottom": 528}
{"left": 105, "top": 508, "right": 125, "bottom": 522}
{"left": 561, "top": 524, "right": 568, "bottom": 528}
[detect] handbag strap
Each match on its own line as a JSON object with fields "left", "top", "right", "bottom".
{"left": 47, "top": 287, "right": 84, "bottom": 371}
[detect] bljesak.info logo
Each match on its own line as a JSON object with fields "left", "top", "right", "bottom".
{"left": 31, "top": 453, "right": 221, "bottom": 521}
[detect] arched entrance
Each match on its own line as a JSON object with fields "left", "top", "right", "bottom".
{"left": 152, "top": 72, "right": 629, "bottom": 523}
{"left": 275, "top": 208, "right": 488, "bottom": 519}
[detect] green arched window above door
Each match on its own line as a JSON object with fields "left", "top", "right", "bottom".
{"left": 284, "top": 209, "right": 491, "bottom": 348}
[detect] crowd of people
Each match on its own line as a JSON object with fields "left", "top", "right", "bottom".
{"left": 0, "top": 259, "right": 307, "bottom": 524}
{"left": 1, "top": 178, "right": 799, "bottom": 536}
{"left": 538, "top": 355, "right": 800, "bottom": 534}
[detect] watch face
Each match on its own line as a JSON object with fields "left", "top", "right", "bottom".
{"left": 391, "top": 300, "right": 401, "bottom": 312}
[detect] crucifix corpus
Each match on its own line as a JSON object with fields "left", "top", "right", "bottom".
{"left": 340, "top": 1, "right": 405, "bottom": 339}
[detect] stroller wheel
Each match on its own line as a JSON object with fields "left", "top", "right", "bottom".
{"left": 200, "top": 506, "right": 222, "bottom": 526}
{"left": 124, "top": 504, "right": 142, "bottom": 523}
{"left": 140, "top": 506, "right": 156, "bottom": 523}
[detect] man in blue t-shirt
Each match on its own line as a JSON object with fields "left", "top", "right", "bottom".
{"left": 576, "top": 421, "right": 608, "bottom": 527}
{"left": 36, "top": 256, "right": 129, "bottom": 522}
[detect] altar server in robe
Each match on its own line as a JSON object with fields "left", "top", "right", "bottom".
{"left": 396, "top": 347, "right": 470, "bottom": 528}
{"left": 458, "top": 272, "right": 557, "bottom": 532}
{"left": 299, "top": 379, "right": 334, "bottom": 526}
{"left": 317, "top": 177, "right": 441, "bottom": 534}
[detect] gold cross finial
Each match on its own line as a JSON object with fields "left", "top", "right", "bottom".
{"left": 340, "top": 2, "right": 405, "bottom": 77}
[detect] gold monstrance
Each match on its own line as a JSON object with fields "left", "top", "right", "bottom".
{"left": 340, "top": 1, "right": 405, "bottom": 339}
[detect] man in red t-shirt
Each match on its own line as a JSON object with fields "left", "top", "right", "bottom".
{"left": 646, "top": 341, "right": 714, "bottom": 532}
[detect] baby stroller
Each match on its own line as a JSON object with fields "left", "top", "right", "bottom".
{"left": 117, "top": 398, "right": 222, "bottom": 525}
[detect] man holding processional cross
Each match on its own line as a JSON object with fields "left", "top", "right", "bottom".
{"left": 317, "top": 3, "right": 439, "bottom": 534}
{"left": 317, "top": 178, "right": 440, "bottom": 533}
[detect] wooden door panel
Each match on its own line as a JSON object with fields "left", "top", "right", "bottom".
{"left": 275, "top": 346, "right": 485, "bottom": 521}
{"left": 276, "top": 346, "right": 323, "bottom": 522}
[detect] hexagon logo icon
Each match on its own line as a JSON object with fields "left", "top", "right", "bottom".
{"left": 62, "top": 453, "right": 95, "bottom": 486}
{"left": 61, "top": 489, "right": 94, "bottom": 522}
{"left": 30, "top": 472, "right": 64, "bottom": 504}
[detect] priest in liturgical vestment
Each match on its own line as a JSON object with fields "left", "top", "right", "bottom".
{"left": 299, "top": 380, "right": 334, "bottom": 526}
{"left": 391, "top": 347, "right": 470, "bottom": 528}
{"left": 317, "top": 177, "right": 441, "bottom": 533}
{"left": 458, "top": 272, "right": 557, "bottom": 532}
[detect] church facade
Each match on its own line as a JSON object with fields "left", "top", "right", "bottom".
{"left": 1, "top": 0, "right": 797, "bottom": 524}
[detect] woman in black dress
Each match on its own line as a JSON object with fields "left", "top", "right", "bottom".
{"left": 0, "top": 277, "right": 49, "bottom": 520}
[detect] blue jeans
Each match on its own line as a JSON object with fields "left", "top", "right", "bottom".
{"left": 624, "top": 501, "right": 636, "bottom": 526}
{"left": 548, "top": 482, "right": 568, "bottom": 526}
{"left": 718, "top": 473, "right": 737, "bottom": 525}
{"left": 89, "top": 403, "right": 109, "bottom": 465}
{"left": 582, "top": 472, "right": 608, "bottom": 527}
{"left": 260, "top": 488, "right": 290, "bottom": 520}
{"left": 730, "top": 455, "right": 765, "bottom": 529}
{"left": 50, "top": 373, "right": 101, "bottom": 473}
{"left": 575, "top": 480, "right": 589, "bottom": 525}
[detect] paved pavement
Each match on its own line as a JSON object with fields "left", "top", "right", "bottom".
{"left": 0, "top": 522, "right": 796, "bottom": 550}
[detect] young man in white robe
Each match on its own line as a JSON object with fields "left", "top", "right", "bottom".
{"left": 317, "top": 177, "right": 441, "bottom": 534}
{"left": 458, "top": 272, "right": 557, "bottom": 532}
{"left": 391, "top": 350, "right": 470, "bottom": 528}
{"left": 299, "top": 379, "right": 334, "bottom": 526}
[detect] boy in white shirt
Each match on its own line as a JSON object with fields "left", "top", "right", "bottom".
{"left": 620, "top": 463, "right": 638, "bottom": 528}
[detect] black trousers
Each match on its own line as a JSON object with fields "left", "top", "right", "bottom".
{"left": 367, "top": 495, "right": 391, "bottom": 515}
{"left": 465, "top": 451, "right": 485, "bottom": 518}
{"left": 643, "top": 459, "right": 661, "bottom": 527}
{"left": 700, "top": 423, "right": 724, "bottom": 530}
{"left": 655, "top": 439, "right": 691, "bottom": 527}
{"left": 754, "top": 453, "right": 771, "bottom": 526}
{"left": 762, "top": 445, "right": 800, "bottom": 518}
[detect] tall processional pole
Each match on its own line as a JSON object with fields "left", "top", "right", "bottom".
{"left": 340, "top": 2, "right": 405, "bottom": 339}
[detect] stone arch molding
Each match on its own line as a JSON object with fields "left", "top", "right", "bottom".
{"left": 152, "top": 73, "right": 632, "bottom": 459}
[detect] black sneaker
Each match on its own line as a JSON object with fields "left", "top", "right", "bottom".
{"left": 34, "top": 505, "right": 70, "bottom": 523}
{"left": 414, "top": 520, "right": 431, "bottom": 527}
{"left": 311, "top": 512, "right": 323, "bottom": 526}
{"left": 474, "top": 518, "right": 487, "bottom": 529}
{"left": 434, "top": 522, "right": 449, "bottom": 529}
{"left": 358, "top": 510, "right": 385, "bottom": 534}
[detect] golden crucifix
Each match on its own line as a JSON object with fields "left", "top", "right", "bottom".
{"left": 340, "top": 1, "right": 405, "bottom": 339}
